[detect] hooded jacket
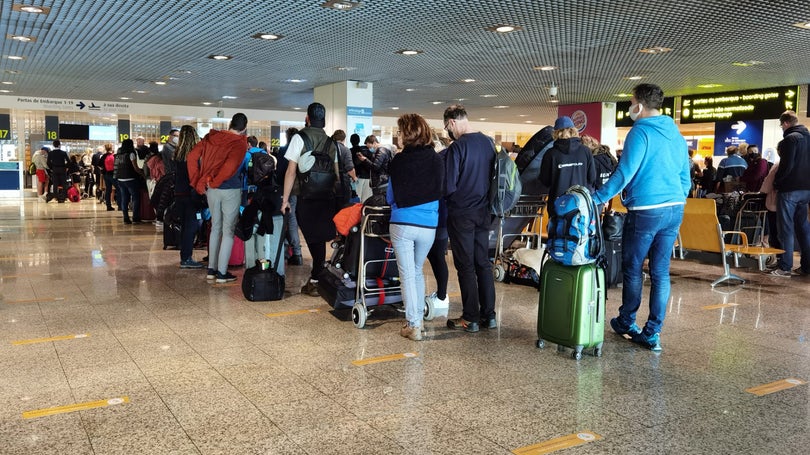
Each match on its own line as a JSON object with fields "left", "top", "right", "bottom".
{"left": 539, "top": 137, "right": 597, "bottom": 216}
{"left": 187, "top": 129, "right": 247, "bottom": 194}
{"left": 593, "top": 114, "right": 690, "bottom": 209}
{"left": 774, "top": 124, "right": 810, "bottom": 192}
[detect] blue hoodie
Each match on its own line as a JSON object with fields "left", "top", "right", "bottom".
{"left": 593, "top": 115, "right": 690, "bottom": 210}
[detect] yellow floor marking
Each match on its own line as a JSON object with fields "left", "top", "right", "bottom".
{"left": 745, "top": 378, "right": 807, "bottom": 396}
{"left": 5, "top": 297, "right": 65, "bottom": 304}
{"left": 265, "top": 308, "right": 321, "bottom": 318}
{"left": 211, "top": 283, "right": 239, "bottom": 288}
{"left": 512, "top": 432, "right": 602, "bottom": 455}
{"left": 352, "top": 352, "right": 419, "bottom": 366}
{"left": 12, "top": 333, "right": 90, "bottom": 346}
{"left": 22, "top": 396, "right": 129, "bottom": 419}
{"left": 702, "top": 303, "right": 739, "bottom": 310}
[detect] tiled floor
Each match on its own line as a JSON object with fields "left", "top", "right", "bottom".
{"left": 1, "top": 196, "right": 808, "bottom": 454}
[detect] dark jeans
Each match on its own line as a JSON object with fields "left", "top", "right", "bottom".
{"left": 296, "top": 197, "right": 336, "bottom": 280}
{"left": 426, "top": 230, "right": 449, "bottom": 300}
{"left": 175, "top": 196, "right": 199, "bottom": 261}
{"left": 776, "top": 190, "right": 810, "bottom": 273}
{"left": 118, "top": 179, "right": 141, "bottom": 222}
{"left": 103, "top": 174, "right": 115, "bottom": 208}
{"left": 447, "top": 207, "right": 496, "bottom": 322}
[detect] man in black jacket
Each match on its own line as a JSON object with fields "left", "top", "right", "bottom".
{"left": 46, "top": 140, "right": 69, "bottom": 202}
{"left": 771, "top": 110, "right": 810, "bottom": 277}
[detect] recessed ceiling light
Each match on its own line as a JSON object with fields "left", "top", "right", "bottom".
{"left": 623, "top": 76, "right": 644, "bottom": 80}
{"left": 132, "top": 90, "right": 148, "bottom": 94}
{"left": 486, "top": 25, "right": 524, "bottom": 33}
{"left": 251, "top": 33, "right": 284, "bottom": 41}
{"left": 518, "top": 114, "right": 529, "bottom": 117}
{"left": 293, "top": 107, "right": 302, "bottom": 110}
{"left": 478, "top": 118, "right": 487, "bottom": 121}
{"left": 396, "top": 49, "right": 423, "bottom": 56}
{"left": 250, "top": 88, "right": 265, "bottom": 92}
{"left": 524, "top": 121, "right": 533, "bottom": 124}
{"left": 1, "top": 81, "right": 14, "bottom": 85}
{"left": 6, "top": 55, "right": 25, "bottom": 60}
{"left": 732, "top": 60, "right": 765, "bottom": 67}
{"left": 321, "top": 0, "right": 361, "bottom": 11}
{"left": 638, "top": 46, "right": 673, "bottom": 54}
{"left": 208, "top": 54, "right": 232, "bottom": 60}
{"left": 221, "top": 95, "right": 238, "bottom": 99}
{"left": 405, "top": 88, "right": 416, "bottom": 92}
{"left": 9, "top": 34, "right": 35, "bottom": 42}
{"left": 614, "top": 93, "right": 633, "bottom": 97}
{"left": 202, "top": 102, "right": 212, "bottom": 106}
{"left": 549, "top": 99, "right": 559, "bottom": 103}
{"left": 456, "top": 98, "right": 467, "bottom": 101}
{"left": 493, "top": 105, "right": 509, "bottom": 109}
{"left": 461, "top": 78, "right": 475, "bottom": 83}
{"left": 0, "top": 89, "right": 12, "bottom": 93}
{"left": 480, "top": 94, "right": 498, "bottom": 98}
{"left": 533, "top": 65, "right": 558, "bottom": 71}
{"left": 4, "top": 70, "right": 20, "bottom": 74}
{"left": 285, "top": 79, "right": 306, "bottom": 83}
{"left": 333, "top": 66, "right": 357, "bottom": 71}
{"left": 697, "top": 83, "right": 723, "bottom": 88}
{"left": 391, "top": 107, "right": 399, "bottom": 110}
{"left": 119, "top": 97, "right": 130, "bottom": 100}
{"left": 792, "top": 21, "right": 810, "bottom": 29}
{"left": 431, "top": 101, "right": 443, "bottom": 105}
{"left": 13, "top": 4, "right": 50, "bottom": 13}
{"left": 153, "top": 81, "right": 167, "bottom": 85}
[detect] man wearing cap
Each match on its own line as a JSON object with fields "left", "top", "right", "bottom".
{"left": 539, "top": 115, "right": 597, "bottom": 218}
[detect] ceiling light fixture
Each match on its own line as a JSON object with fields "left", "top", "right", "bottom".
{"left": 9, "top": 34, "right": 35, "bottom": 42}
{"left": 533, "top": 65, "right": 558, "bottom": 71}
{"left": 221, "top": 95, "right": 238, "bottom": 99}
{"left": 119, "top": 97, "right": 130, "bottom": 100}
{"left": 207, "top": 54, "right": 232, "bottom": 60}
{"left": 4, "top": 70, "right": 20, "bottom": 74}
{"left": 6, "top": 55, "right": 25, "bottom": 60}
{"left": 251, "top": 33, "right": 284, "bottom": 41}
{"left": 431, "top": 101, "right": 443, "bottom": 105}
{"left": 202, "top": 102, "right": 212, "bottom": 106}
{"left": 333, "top": 66, "right": 357, "bottom": 71}
{"left": 638, "top": 46, "right": 673, "bottom": 54}
{"left": 405, "top": 88, "right": 416, "bottom": 92}
{"left": 153, "top": 81, "right": 167, "bottom": 85}
{"left": 395, "top": 49, "right": 423, "bottom": 56}
{"left": 493, "top": 105, "right": 509, "bottom": 109}
{"left": 285, "top": 79, "right": 306, "bottom": 83}
{"left": 132, "top": 90, "right": 148, "bottom": 94}
{"left": 478, "top": 118, "right": 487, "bottom": 121}
{"left": 480, "top": 94, "right": 498, "bottom": 98}
{"left": 486, "top": 25, "right": 524, "bottom": 33}
{"left": 1, "top": 81, "right": 14, "bottom": 85}
{"left": 0, "top": 89, "right": 12, "bottom": 93}
{"left": 321, "top": 0, "right": 361, "bottom": 11}
{"left": 391, "top": 107, "right": 399, "bottom": 110}
{"left": 697, "top": 83, "right": 723, "bottom": 88}
{"left": 13, "top": 4, "right": 50, "bottom": 14}
{"left": 614, "top": 93, "right": 633, "bottom": 97}
{"left": 732, "top": 60, "right": 765, "bottom": 67}
{"left": 549, "top": 99, "right": 559, "bottom": 104}
{"left": 623, "top": 76, "right": 644, "bottom": 80}
{"left": 461, "top": 78, "right": 475, "bottom": 83}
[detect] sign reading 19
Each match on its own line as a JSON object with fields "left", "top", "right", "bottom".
{"left": 119, "top": 133, "right": 130, "bottom": 142}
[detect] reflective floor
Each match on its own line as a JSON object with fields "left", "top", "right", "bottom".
{"left": 1, "top": 195, "right": 808, "bottom": 454}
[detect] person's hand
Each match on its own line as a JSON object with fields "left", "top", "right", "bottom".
{"left": 280, "top": 199, "right": 289, "bottom": 213}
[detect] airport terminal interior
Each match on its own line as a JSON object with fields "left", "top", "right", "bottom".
{"left": 0, "top": 196, "right": 807, "bottom": 454}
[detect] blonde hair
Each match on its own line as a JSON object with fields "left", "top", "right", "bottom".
{"left": 552, "top": 127, "right": 579, "bottom": 140}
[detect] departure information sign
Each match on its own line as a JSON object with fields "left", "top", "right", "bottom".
{"left": 45, "top": 115, "right": 59, "bottom": 141}
{"left": 680, "top": 86, "right": 799, "bottom": 123}
{"left": 615, "top": 97, "right": 675, "bottom": 127}
{"left": 0, "top": 113, "right": 9, "bottom": 140}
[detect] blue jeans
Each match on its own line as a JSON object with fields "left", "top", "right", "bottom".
{"left": 286, "top": 195, "right": 302, "bottom": 256}
{"left": 390, "top": 223, "right": 436, "bottom": 328}
{"left": 118, "top": 179, "right": 140, "bottom": 221}
{"left": 206, "top": 188, "right": 242, "bottom": 275}
{"left": 776, "top": 190, "right": 810, "bottom": 273}
{"left": 618, "top": 204, "right": 684, "bottom": 336}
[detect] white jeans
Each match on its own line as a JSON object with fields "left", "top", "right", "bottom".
{"left": 390, "top": 223, "right": 436, "bottom": 328}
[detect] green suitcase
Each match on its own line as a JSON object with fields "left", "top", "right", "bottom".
{"left": 536, "top": 260, "right": 605, "bottom": 359}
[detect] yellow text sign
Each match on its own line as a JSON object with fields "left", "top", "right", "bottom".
{"left": 23, "top": 396, "right": 129, "bottom": 419}
{"left": 513, "top": 432, "right": 602, "bottom": 455}
{"left": 352, "top": 352, "right": 419, "bottom": 366}
{"left": 746, "top": 378, "right": 806, "bottom": 396}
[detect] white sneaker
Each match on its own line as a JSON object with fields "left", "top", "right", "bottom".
{"left": 425, "top": 292, "right": 450, "bottom": 309}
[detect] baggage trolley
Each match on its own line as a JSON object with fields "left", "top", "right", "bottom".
{"left": 491, "top": 194, "right": 546, "bottom": 282}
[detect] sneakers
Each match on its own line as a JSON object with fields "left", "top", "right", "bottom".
{"left": 447, "top": 318, "right": 479, "bottom": 333}
{"left": 288, "top": 255, "right": 304, "bottom": 266}
{"left": 205, "top": 269, "right": 217, "bottom": 280}
{"left": 216, "top": 272, "right": 237, "bottom": 283}
{"left": 793, "top": 267, "right": 810, "bottom": 276}
{"left": 425, "top": 292, "right": 449, "bottom": 309}
{"left": 770, "top": 268, "right": 793, "bottom": 277}
{"left": 610, "top": 318, "right": 642, "bottom": 336}
{"left": 180, "top": 259, "right": 204, "bottom": 269}
{"left": 399, "top": 324, "right": 423, "bottom": 341}
{"left": 301, "top": 281, "right": 320, "bottom": 297}
{"left": 480, "top": 318, "right": 497, "bottom": 329}
{"left": 630, "top": 331, "right": 662, "bottom": 351}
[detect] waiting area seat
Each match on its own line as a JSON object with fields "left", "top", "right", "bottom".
{"left": 678, "top": 198, "right": 784, "bottom": 287}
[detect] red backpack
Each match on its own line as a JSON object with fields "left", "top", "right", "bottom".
{"left": 104, "top": 153, "right": 115, "bottom": 172}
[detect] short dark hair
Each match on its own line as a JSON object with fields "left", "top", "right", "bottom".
{"left": 364, "top": 135, "right": 378, "bottom": 145}
{"left": 633, "top": 83, "right": 664, "bottom": 110}
{"left": 307, "top": 102, "right": 326, "bottom": 128}
{"left": 443, "top": 104, "right": 468, "bottom": 122}
{"left": 779, "top": 110, "right": 799, "bottom": 126}
{"left": 397, "top": 113, "right": 433, "bottom": 148}
{"left": 247, "top": 135, "right": 258, "bottom": 147}
{"left": 331, "top": 129, "right": 346, "bottom": 142}
{"left": 350, "top": 133, "right": 360, "bottom": 146}
{"left": 285, "top": 127, "right": 299, "bottom": 141}
{"left": 53, "top": 140, "right": 61, "bottom": 148}
{"left": 229, "top": 113, "right": 248, "bottom": 131}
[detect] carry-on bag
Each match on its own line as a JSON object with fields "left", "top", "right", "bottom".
{"left": 162, "top": 202, "right": 182, "bottom": 250}
{"left": 536, "top": 260, "right": 605, "bottom": 359}
{"left": 140, "top": 188, "right": 156, "bottom": 221}
{"left": 242, "top": 217, "right": 287, "bottom": 301}
{"left": 228, "top": 237, "right": 245, "bottom": 267}
{"left": 603, "top": 239, "right": 622, "bottom": 288}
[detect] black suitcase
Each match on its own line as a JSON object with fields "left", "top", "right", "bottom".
{"left": 604, "top": 239, "right": 622, "bottom": 288}
{"left": 162, "top": 202, "right": 182, "bottom": 250}
{"left": 241, "top": 216, "right": 286, "bottom": 302}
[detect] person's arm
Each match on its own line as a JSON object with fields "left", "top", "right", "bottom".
{"left": 280, "top": 161, "right": 297, "bottom": 213}
{"left": 592, "top": 130, "right": 645, "bottom": 204}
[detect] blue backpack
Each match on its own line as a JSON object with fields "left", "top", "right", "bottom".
{"left": 546, "top": 185, "right": 603, "bottom": 266}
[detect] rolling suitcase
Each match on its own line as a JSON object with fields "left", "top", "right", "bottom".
{"left": 536, "top": 260, "right": 605, "bottom": 360}
{"left": 604, "top": 239, "right": 622, "bottom": 288}
{"left": 139, "top": 188, "right": 156, "bottom": 221}
{"left": 228, "top": 237, "right": 245, "bottom": 267}
{"left": 162, "top": 202, "right": 182, "bottom": 250}
{"left": 242, "top": 217, "right": 287, "bottom": 301}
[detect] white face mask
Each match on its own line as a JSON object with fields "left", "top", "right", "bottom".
{"left": 171, "top": 136, "right": 179, "bottom": 145}
{"left": 629, "top": 103, "right": 643, "bottom": 121}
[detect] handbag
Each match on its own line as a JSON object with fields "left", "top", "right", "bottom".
{"left": 602, "top": 210, "right": 625, "bottom": 241}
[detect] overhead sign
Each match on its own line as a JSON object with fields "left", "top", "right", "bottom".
{"left": 681, "top": 85, "right": 799, "bottom": 123}
{"left": 118, "top": 119, "right": 130, "bottom": 143}
{"left": 615, "top": 97, "right": 675, "bottom": 127}
{"left": 45, "top": 115, "right": 59, "bottom": 142}
{"left": 0, "top": 113, "right": 9, "bottom": 140}
{"left": 713, "top": 120, "right": 763, "bottom": 156}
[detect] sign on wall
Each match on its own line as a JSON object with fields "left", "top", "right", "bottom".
{"left": 45, "top": 115, "right": 59, "bottom": 142}
{"left": 713, "top": 120, "right": 764, "bottom": 156}
{"left": 557, "top": 102, "right": 602, "bottom": 141}
{"left": 347, "top": 106, "right": 372, "bottom": 139}
{"left": 681, "top": 86, "right": 799, "bottom": 123}
{"left": 118, "top": 119, "right": 130, "bottom": 143}
{"left": 615, "top": 97, "right": 675, "bottom": 127}
{"left": 0, "top": 114, "right": 10, "bottom": 141}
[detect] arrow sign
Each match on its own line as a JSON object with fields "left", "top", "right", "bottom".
{"left": 76, "top": 101, "right": 85, "bottom": 109}
{"left": 732, "top": 121, "right": 746, "bottom": 135}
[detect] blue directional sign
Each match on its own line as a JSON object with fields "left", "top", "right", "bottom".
{"left": 713, "top": 120, "right": 763, "bottom": 156}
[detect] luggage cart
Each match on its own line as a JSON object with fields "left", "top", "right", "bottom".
{"left": 491, "top": 194, "right": 546, "bottom": 283}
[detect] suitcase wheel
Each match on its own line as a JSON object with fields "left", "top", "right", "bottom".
{"left": 535, "top": 339, "right": 545, "bottom": 349}
{"left": 423, "top": 298, "right": 435, "bottom": 321}
{"left": 593, "top": 347, "right": 603, "bottom": 357}
{"left": 351, "top": 302, "right": 367, "bottom": 329}
{"left": 493, "top": 264, "right": 506, "bottom": 282}
{"left": 572, "top": 351, "right": 583, "bottom": 360}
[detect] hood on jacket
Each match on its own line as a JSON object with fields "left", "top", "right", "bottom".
{"left": 554, "top": 137, "right": 581, "bottom": 154}
{"left": 635, "top": 114, "right": 682, "bottom": 141}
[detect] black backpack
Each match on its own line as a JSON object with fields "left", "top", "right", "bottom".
{"left": 297, "top": 131, "right": 337, "bottom": 200}
{"left": 515, "top": 125, "right": 554, "bottom": 173}
{"left": 247, "top": 150, "right": 277, "bottom": 188}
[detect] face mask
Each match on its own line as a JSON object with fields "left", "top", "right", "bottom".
{"left": 368, "top": 147, "right": 376, "bottom": 153}
{"left": 171, "top": 136, "right": 179, "bottom": 145}
{"left": 629, "top": 103, "right": 643, "bottom": 121}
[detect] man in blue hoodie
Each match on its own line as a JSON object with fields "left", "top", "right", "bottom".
{"left": 592, "top": 84, "right": 691, "bottom": 351}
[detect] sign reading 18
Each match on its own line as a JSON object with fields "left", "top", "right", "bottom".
{"left": 119, "top": 133, "right": 130, "bottom": 142}
{"left": 47, "top": 131, "right": 58, "bottom": 140}
{"left": 0, "top": 129, "right": 9, "bottom": 139}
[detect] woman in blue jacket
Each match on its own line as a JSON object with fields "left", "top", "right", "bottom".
{"left": 387, "top": 113, "right": 444, "bottom": 341}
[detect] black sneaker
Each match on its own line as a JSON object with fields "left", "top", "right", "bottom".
{"left": 205, "top": 269, "right": 217, "bottom": 280}
{"left": 288, "top": 254, "right": 304, "bottom": 266}
{"left": 447, "top": 318, "right": 479, "bottom": 333}
{"left": 480, "top": 318, "right": 497, "bottom": 329}
{"left": 216, "top": 272, "right": 237, "bottom": 283}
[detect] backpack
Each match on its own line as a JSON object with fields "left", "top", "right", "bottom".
{"left": 489, "top": 140, "right": 522, "bottom": 217}
{"left": 67, "top": 186, "right": 80, "bottom": 202}
{"left": 515, "top": 125, "right": 554, "bottom": 173}
{"left": 104, "top": 153, "right": 115, "bottom": 172}
{"left": 296, "top": 131, "right": 337, "bottom": 200}
{"left": 247, "top": 150, "right": 277, "bottom": 187}
{"left": 28, "top": 162, "right": 36, "bottom": 175}
{"left": 546, "top": 185, "right": 603, "bottom": 266}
